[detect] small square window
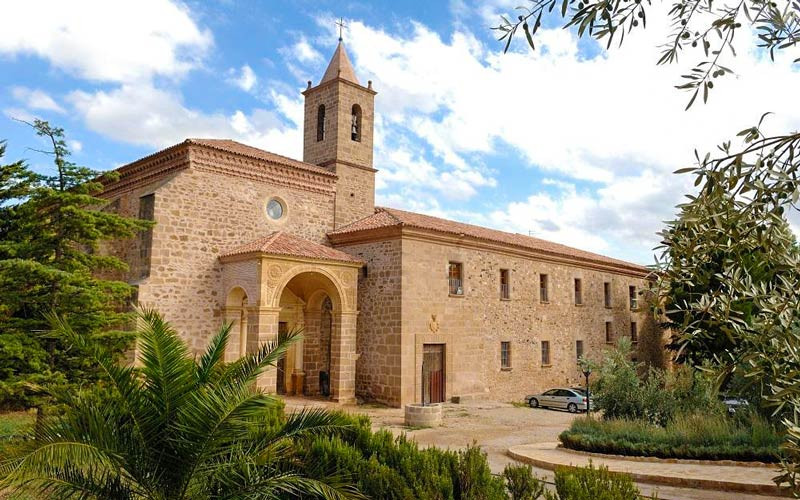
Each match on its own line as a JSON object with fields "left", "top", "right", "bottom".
{"left": 574, "top": 278, "right": 583, "bottom": 305}
{"left": 539, "top": 274, "right": 549, "bottom": 303}
{"left": 448, "top": 262, "right": 463, "bottom": 295}
{"left": 541, "top": 340, "right": 551, "bottom": 365}
{"left": 604, "top": 282, "right": 612, "bottom": 308}
{"left": 605, "top": 321, "right": 613, "bottom": 343}
{"left": 501, "top": 341, "right": 511, "bottom": 369}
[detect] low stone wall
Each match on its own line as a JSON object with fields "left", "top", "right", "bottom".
{"left": 404, "top": 403, "right": 442, "bottom": 427}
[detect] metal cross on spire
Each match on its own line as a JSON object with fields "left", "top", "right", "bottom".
{"left": 336, "top": 17, "right": 347, "bottom": 41}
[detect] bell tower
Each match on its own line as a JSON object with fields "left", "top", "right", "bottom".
{"left": 302, "top": 37, "right": 377, "bottom": 229}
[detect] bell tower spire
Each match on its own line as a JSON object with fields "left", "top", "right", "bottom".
{"left": 302, "top": 27, "right": 377, "bottom": 229}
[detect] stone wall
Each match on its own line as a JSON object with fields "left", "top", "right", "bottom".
{"left": 104, "top": 157, "right": 336, "bottom": 354}
{"left": 399, "top": 236, "right": 657, "bottom": 405}
{"left": 336, "top": 238, "right": 403, "bottom": 406}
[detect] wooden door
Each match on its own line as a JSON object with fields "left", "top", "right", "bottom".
{"left": 276, "top": 322, "right": 288, "bottom": 395}
{"left": 422, "top": 344, "right": 445, "bottom": 404}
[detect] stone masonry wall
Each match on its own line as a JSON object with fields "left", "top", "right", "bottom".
{"left": 336, "top": 238, "right": 403, "bottom": 406}
{"left": 400, "top": 237, "right": 657, "bottom": 405}
{"left": 132, "top": 166, "right": 335, "bottom": 353}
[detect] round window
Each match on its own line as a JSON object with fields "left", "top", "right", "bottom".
{"left": 266, "top": 198, "right": 284, "bottom": 220}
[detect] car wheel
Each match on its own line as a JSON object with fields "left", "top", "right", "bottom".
{"left": 567, "top": 403, "right": 578, "bottom": 413}
{"left": 529, "top": 398, "right": 539, "bottom": 408}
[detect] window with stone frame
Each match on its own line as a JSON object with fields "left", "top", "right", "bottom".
{"left": 605, "top": 321, "right": 613, "bottom": 343}
{"left": 541, "top": 340, "right": 551, "bottom": 365}
{"left": 316, "top": 104, "right": 325, "bottom": 142}
{"left": 138, "top": 194, "right": 155, "bottom": 279}
{"left": 604, "top": 282, "right": 612, "bottom": 308}
{"left": 574, "top": 278, "right": 583, "bottom": 305}
{"left": 630, "top": 321, "right": 638, "bottom": 343}
{"left": 500, "top": 269, "right": 510, "bottom": 299}
{"left": 576, "top": 340, "right": 584, "bottom": 363}
{"left": 500, "top": 341, "right": 511, "bottom": 369}
{"left": 449, "top": 261, "right": 464, "bottom": 295}
{"left": 629, "top": 285, "right": 638, "bottom": 309}
{"left": 539, "top": 274, "right": 549, "bottom": 303}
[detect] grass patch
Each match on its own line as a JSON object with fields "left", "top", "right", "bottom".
{"left": 0, "top": 411, "right": 34, "bottom": 456}
{"left": 560, "top": 411, "right": 783, "bottom": 463}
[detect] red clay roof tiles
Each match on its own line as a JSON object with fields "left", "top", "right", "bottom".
{"left": 221, "top": 231, "right": 361, "bottom": 264}
{"left": 330, "top": 207, "right": 647, "bottom": 273}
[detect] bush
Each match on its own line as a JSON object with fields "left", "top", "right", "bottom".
{"left": 549, "top": 462, "right": 640, "bottom": 500}
{"left": 559, "top": 412, "right": 783, "bottom": 462}
{"left": 503, "top": 463, "right": 546, "bottom": 500}
{"left": 591, "top": 339, "right": 724, "bottom": 426}
{"left": 299, "top": 411, "right": 506, "bottom": 499}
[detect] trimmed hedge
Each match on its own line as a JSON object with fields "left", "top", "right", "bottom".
{"left": 559, "top": 413, "right": 783, "bottom": 463}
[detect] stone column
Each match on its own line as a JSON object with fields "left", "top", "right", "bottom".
{"left": 303, "top": 309, "right": 322, "bottom": 396}
{"left": 251, "top": 306, "right": 281, "bottom": 392}
{"left": 291, "top": 304, "right": 305, "bottom": 395}
{"left": 223, "top": 306, "right": 242, "bottom": 363}
{"left": 330, "top": 310, "right": 358, "bottom": 404}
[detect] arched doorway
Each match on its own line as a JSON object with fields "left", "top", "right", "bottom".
{"left": 274, "top": 270, "right": 351, "bottom": 399}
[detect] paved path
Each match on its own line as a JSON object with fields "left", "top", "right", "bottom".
{"left": 508, "top": 442, "right": 789, "bottom": 497}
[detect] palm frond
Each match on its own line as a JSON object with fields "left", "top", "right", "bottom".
{"left": 219, "top": 327, "right": 302, "bottom": 388}
{"left": 196, "top": 321, "right": 233, "bottom": 386}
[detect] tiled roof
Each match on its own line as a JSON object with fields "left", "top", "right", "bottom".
{"left": 330, "top": 207, "right": 647, "bottom": 273}
{"left": 320, "top": 41, "right": 359, "bottom": 85}
{"left": 221, "top": 231, "right": 361, "bottom": 263}
{"left": 186, "top": 138, "right": 335, "bottom": 177}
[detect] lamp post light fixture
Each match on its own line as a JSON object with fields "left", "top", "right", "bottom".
{"left": 582, "top": 367, "right": 592, "bottom": 415}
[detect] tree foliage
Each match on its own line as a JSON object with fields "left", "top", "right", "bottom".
{"left": 0, "top": 120, "right": 151, "bottom": 410}
{"left": 0, "top": 309, "right": 361, "bottom": 500}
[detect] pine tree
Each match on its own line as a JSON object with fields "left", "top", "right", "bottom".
{"left": 0, "top": 120, "right": 152, "bottom": 412}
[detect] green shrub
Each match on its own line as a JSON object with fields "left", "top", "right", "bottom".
{"left": 299, "top": 411, "right": 506, "bottom": 499}
{"left": 503, "top": 463, "right": 546, "bottom": 500}
{"left": 560, "top": 412, "right": 783, "bottom": 462}
{"left": 591, "top": 339, "right": 725, "bottom": 426}
{"left": 549, "top": 462, "right": 640, "bottom": 500}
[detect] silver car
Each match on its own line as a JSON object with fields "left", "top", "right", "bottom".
{"left": 525, "top": 387, "right": 591, "bottom": 413}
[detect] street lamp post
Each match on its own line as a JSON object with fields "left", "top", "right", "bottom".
{"left": 582, "top": 368, "right": 592, "bottom": 415}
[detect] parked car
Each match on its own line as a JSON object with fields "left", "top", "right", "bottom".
{"left": 525, "top": 387, "right": 591, "bottom": 413}
{"left": 719, "top": 394, "right": 749, "bottom": 415}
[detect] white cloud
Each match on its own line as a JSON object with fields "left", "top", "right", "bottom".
{"left": 0, "top": 0, "right": 212, "bottom": 83}
{"left": 68, "top": 84, "right": 302, "bottom": 158}
{"left": 330, "top": 14, "right": 799, "bottom": 262}
{"left": 228, "top": 64, "right": 258, "bottom": 92}
{"left": 11, "top": 87, "right": 64, "bottom": 113}
{"left": 68, "top": 140, "right": 83, "bottom": 153}
{"left": 290, "top": 38, "right": 323, "bottom": 64}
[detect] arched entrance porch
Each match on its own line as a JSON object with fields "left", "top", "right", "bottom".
{"left": 219, "top": 232, "right": 361, "bottom": 404}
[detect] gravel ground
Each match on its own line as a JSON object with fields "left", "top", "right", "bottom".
{"left": 284, "top": 397, "right": 787, "bottom": 500}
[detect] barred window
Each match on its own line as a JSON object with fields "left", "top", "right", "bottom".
{"left": 605, "top": 321, "right": 613, "bottom": 343}
{"left": 631, "top": 322, "right": 638, "bottom": 343}
{"left": 629, "top": 285, "right": 638, "bottom": 309}
{"left": 574, "top": 278, "right": 583, "bottom": 305}
{"left": 449, "top": 262, "right": 463, "bottom": 295}
{"left": 604, "top": 282, "right": 612, "bottom": 308}
{"left": 540, "top": 274, "right": 549, "bottom": 303}
{"left": 576, "top": 340, "right": 584, "bottom": 363}
{"left": 541, "top": 341, "right": 551, "bottom": 365}
{"left": 501, "top": 341, "right": 511, "bottom": 369}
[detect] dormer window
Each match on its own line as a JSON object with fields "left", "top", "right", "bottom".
{"left": 316, "top": 104, "right": 325, "bottom": 142}
{"left": 351, "top": 104, "right": 362, "bottom": 142}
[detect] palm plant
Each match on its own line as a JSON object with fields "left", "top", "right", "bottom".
{"left": 0, "top": 308, "right": 362, "bottom": 499}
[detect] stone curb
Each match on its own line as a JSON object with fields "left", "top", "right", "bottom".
{"left": 507, "top": 443, "right": 791, "bottom": 497}
{"left": 558, "top": 444, "right": 776, "bottom": 468}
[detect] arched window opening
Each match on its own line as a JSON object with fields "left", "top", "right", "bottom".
{"left": 351, "top": 104, "right": 362, "bottom": 142}
{"left": 316, "top": 105, "right": 325, "bottom": 142}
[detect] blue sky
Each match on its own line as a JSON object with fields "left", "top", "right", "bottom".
{"left": 2, "top": 0, "right": 799, "bottom": 264}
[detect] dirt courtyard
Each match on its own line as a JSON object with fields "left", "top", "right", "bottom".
{"left": 283, "top": 397, "right": 785, "bottom": 500}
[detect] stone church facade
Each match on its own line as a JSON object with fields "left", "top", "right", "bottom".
{"left": 101, "top": 41, "right": 657, "bottom": 407}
